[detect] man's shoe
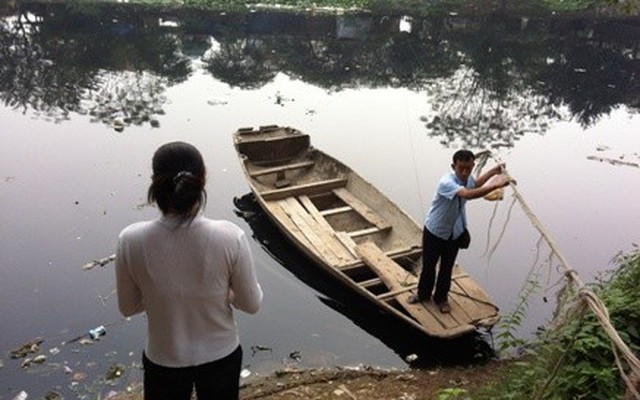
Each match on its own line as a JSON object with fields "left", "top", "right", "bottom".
{"left": 438, "top": 301, "right": 451, "bottom": 314}
{"left": 407, "top": 294, "right": 429, "bottom": 304}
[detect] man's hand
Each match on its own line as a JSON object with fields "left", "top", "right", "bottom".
{"left": 492, "top": 174, "right": 513, "bottom": 188}
{"left": 475, "top": 163, "right": 506, "bottom": 188}
{"left": 489, "top": 163, "right": 505, "bottom": 176}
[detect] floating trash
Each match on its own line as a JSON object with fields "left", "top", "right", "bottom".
{"left": 12, "top": 390, "right": 28, "bottom": 400}
{"left": 32, "top": 355, "right": 47, "bottom": 364}
{"left": 113, "top": 119, "right": 125, "bottom": 132}
{"left": 71, "top": 372, "right": 87, "bottom": 382}
{"left": 206, "top": 99, "right": 229, "bottom": 106}
{"left": 405, "top": 354, "right": 418, "bottom": 363}
{"left": 10, "top": 338, "right": 43, "bottom": 359}
{"left": 78, "top": 338, "right": 94, "bottom": 346}
{"left": 289, "top": 351, "right": 302, "bottom": 361}
{"left": 44, "top": 390, "right": 62, "bottom": 400}
{"left": 250, "top": 345, "right": 273, "bottom": 355}
{"left": 49, "top": 347, "right": 60, "bottom": 355}
{"left": 106, "top": 364, "right": 126, "bottom": 380}
{"left": 396, "top": 373, "right": 417, "bottom": 381}
{"left": 21, "top": 355, "right": 47, "bottom": 369}
{"left": 82, "top": 256, "right": 115, "bottom": 271}
{"left": 89, "top": 325, "right": 106, "bottom": 340}
{"left": 240, "top": 368, "right": 251, "bottom": 379}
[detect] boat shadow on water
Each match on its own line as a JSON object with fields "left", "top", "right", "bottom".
{"left": 233, "top": 192, "right": 495, "bottom": 368}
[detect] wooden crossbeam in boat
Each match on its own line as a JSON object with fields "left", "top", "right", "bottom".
{"left": 377, "top": 283, "right": 418, "bottom": 301}
{"left": 333, "top": 188, "right": 392, "bottom": 231}
{"left": 277, "top": 197, "right": 353, "bottom": 264}
{"left": 249, "top": 160, "right": 315, "bottom": 177}
{"left": 365, "top": 273, "right": 468, "bottom": 299}
{"left": 298, "top": 200, "right": 357, "bottom": 262}
{"left": 298, "top": 196, "right": 337, "bottom": 233}
{"left": 339, "top": 246, "right": 421, "bottom": 271}
{"left": 298, "top": 196, "right": 356, "bottom": 262}
{"left": 319, "top": 206, "right": 352, "bottom": 217}
{"left": 348, "top": 227, "right": 385, "bottom": 238}
{"left": 262, "top": 178, "right": 348, "bottom": 201}
{"left": 358, "top": 277, "right": 385, "bottom": 289}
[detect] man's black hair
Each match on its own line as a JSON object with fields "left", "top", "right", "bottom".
{"left": 452, "top": 150, "right": 475, "bottom": 163}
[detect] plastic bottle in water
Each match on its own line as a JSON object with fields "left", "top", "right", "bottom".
{"left": 88, "top": 325, "right": 106, "bottom": 340}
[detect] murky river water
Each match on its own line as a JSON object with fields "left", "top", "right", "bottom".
{"left": 1, "top": 4, "right": 639, "bottom": 398}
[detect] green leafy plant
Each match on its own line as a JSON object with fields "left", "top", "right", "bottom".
{"left": 496, "top": 276, "right": 541, "bottom": 354}
{"left": 479, "top": 250, "right": 640, "bottom": 400}
{"left": 438, "top": 387, "right": 470, "bottom": 400}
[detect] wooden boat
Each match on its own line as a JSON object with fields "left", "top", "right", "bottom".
{"left": 233, "top": 125, "right": 499, "bottom": 338}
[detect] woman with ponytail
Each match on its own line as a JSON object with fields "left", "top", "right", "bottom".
{"left": 115, "top": 142, "right": 263, "bottom": 400}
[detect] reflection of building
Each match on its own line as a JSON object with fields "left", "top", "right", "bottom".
{"left": 336, "top": 15, "right": 413, "bottom": 39}
{"left": 336, "top": 15, "right": 372, "bottom": 40}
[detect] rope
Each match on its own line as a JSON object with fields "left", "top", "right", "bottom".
{"left": 449, "top": 289, "right": 499, "bottom": 308}
{"left": 488, "top": 152, "right": 640, "bottom": 398}
{"left": 404, "top": 95, "right": 424, "bottom": 217}
{"left": 485, "top": 195, "right": 517, "bottom": 262}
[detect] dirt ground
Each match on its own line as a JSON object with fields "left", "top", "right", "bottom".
{"left": 112, "top": 359, "right": 514, "bottom": 400}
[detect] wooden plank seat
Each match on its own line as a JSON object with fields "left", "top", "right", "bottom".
{"left": 249, "top": 160, "right": 315, "bottom": 177}
{"left": 333, "top": 188, "right": 392, "bottom": 231}
{"left": 261, "top": 178, "right": 348, "bottom": 201}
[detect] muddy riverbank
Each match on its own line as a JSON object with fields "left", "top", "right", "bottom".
{"left": 110, "top": 360, "right": 516, "bottom": 400}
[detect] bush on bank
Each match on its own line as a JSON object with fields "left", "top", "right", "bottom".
{"left": 478, "top": 250, "right": 640, "bottom": 399}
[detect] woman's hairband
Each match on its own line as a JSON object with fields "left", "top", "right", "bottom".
{"left": 173, "top": 171, "right": 193, "bottom": 184}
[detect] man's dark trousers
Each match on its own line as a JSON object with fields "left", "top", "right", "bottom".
{"left": 417, "top": 227, "right": 459, "bottom": 304}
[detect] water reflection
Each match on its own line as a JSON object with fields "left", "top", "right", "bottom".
{"left": 233, "top": 193, "right": 494, "bottom": 368}
{"left": 1, "top": 3, "right": 638, "bottom": 143}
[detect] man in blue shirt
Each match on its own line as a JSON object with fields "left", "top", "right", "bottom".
{"left": 408, "top": 150, "right": 511, "bottom": 313}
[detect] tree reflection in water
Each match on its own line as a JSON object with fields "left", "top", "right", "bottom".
{"left": 0, "top": 3, "right": 638, "bottom": 141}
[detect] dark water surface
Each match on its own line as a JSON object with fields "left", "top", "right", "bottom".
{"left": 1, "top": 3, "right": 639, "bottom": 398}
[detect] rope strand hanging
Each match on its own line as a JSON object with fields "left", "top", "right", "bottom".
{"left": 482, "top": 151, "right": 640, "bottom": 398}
